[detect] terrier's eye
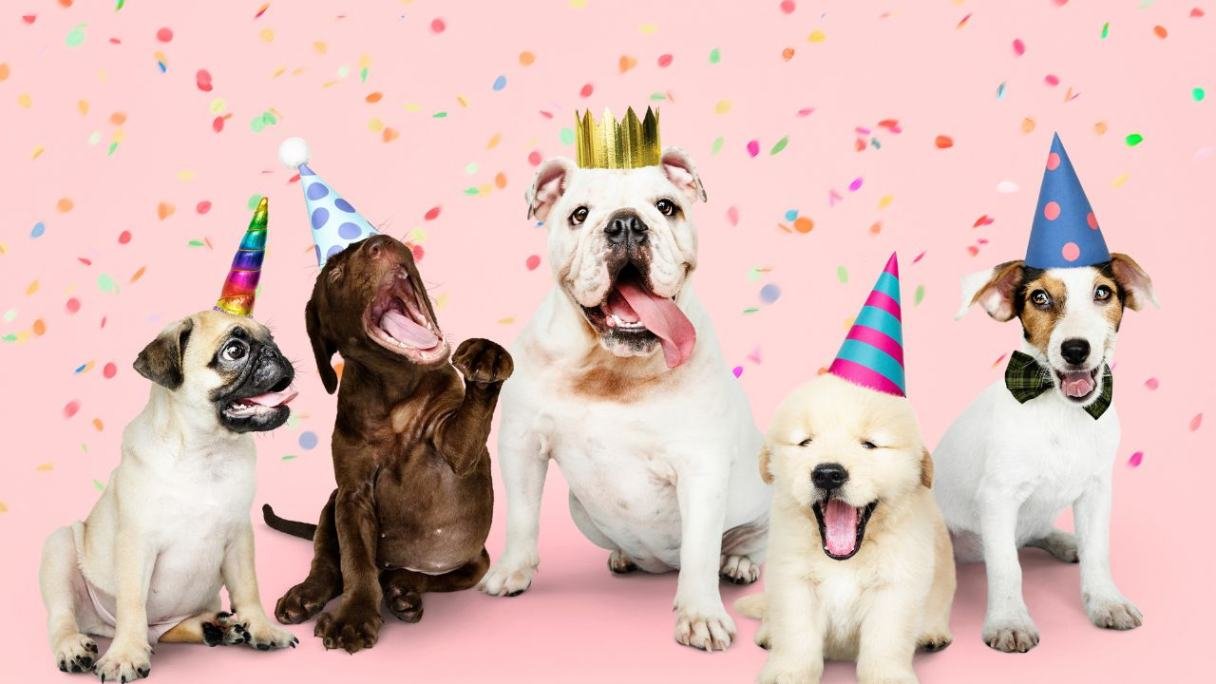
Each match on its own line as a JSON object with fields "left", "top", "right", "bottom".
{"left": 1031, "top": 290, "right": 1052, "bottom": 308}
{"left": 798, "top": 437, "right": 813, "bottom": 447}
{"left": 862, "top": 440, "right": 877, "bottom": 450}
{"left": 570, "top": 206, "right": 589, "bottom": 226}
{"left": 1094, "top": 284, "right": 1112, "bottom": 302}
{"left": 656, "top": 199, "right": 677, "bottom": 217}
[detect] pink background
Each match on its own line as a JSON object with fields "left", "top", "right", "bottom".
{"left": 1, "top": 1, "right": 1212, "bottom": 681}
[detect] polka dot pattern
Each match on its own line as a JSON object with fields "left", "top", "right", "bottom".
{"left": 1043, "top": 201, "right": 1061, "bottom": 221}
{"left": 290, "top": 158, "right": 380, "bottom": 265}
{"left": 1062, "top": 242, "right": 1081, "bottom": 261}
{"left": 1024, "top": 133, "right": 1111, "bottom": 269}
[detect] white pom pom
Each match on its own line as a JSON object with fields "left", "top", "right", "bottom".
{"left": 278, "top": 137, "right": 310, "bottom": 169}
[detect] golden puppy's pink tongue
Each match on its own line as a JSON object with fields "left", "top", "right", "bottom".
{"left": 614, "top": 280, "right": 696, "bottom": 368}
{"left": 822, "top": 499, "right": 860, "bottom": 557}
{"left": 381, "top": 309, "right": 439, "bottom": 349}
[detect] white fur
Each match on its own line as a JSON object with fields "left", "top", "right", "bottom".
{"left": 278, "top": 137, "right": 309, "bottom": 169}
{"left": 479, "top": 154, "right": 770, "bottom": 651}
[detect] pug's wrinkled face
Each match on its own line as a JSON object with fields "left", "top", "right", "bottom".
{"left": 135, "top": 310, "right": 296, "bottom": 433}
{"left": 525, "top": 149, "right": 706, "bottom": 368}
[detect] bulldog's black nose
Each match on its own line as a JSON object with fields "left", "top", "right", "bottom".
{"left": 1061, "top": 338, "right": 1090, "bottom": 365}
{"left": 812, "top": 463, "right": 849, "bottom": 490}
{"left": 605, "top": 212, "right": 648, "bottom": 247}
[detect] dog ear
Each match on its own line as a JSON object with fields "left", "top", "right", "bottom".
{"left": 660, "top": 147, "right": 708, "bottom": 203}
{"left": 957, "top": 260, "right": 1024, "bottom": 322}
{"left": 919, "top": 448, "right": 934, "bottom": 489}
{"left": 134, "top": 317, "right": 194, "bottom": 390}
{"left": 1109, "top": 253, "right": 1158, "bottom": 311}
{"left": 526, "top": 157, "right": 576, "bottom": 221}
{"left": 305, "top": 299, "right": 339, "bottom": 394}
{"left": 758, "top": 444, "right": 775, "bottom": 484}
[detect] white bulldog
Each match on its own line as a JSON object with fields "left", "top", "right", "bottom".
{"left": 478, "top": 148, "right": 771, "bottom": 650}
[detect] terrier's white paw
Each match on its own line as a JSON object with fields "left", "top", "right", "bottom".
{"left": 758, "top": 656, "right": 822, "bottom": 684}
{"left": 478, "top": 559, "right": 536, "bottom": 597}
{"left": 1084, "top": 593, "right": 1143, "bottom": 630}
{"left": 720, "top": 554, "right": 760, "bottom": 585}
{"left": 94, "top": 638, "right": 152, "bottom": 682}
{"left": 982, "top": 613, "right": 1040, "bottom": 653}
{"left": 53, "top": 632, "right": 98, "bottom": 673}
{"left": 674, "top": 601, "right": 736, "bottom": 651}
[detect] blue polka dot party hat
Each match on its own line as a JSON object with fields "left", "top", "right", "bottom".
{"left": 278, "top": 137, "right": 380, "bottom": 266}
{"left": 1025, "top": 133, "right": 1111, "bottom": 269}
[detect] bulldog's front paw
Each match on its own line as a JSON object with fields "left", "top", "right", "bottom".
{"left": 982, "top": 613, "right": 1040, "bottom": 653}
{"left": 52, "top": 632, "right": 97, "bottom": 673}
{"left": 758, "top": 656, "right": 822, "bottom": 684}
{"left": 720, "top": 554, "right": 760, "bottom": 585}
{"left": 452, "top": 338, "right": 514, "bottom": 385}
{"left": 478, "top": 558, "right": 536, "bottom": 597}
{"left": 1084, "top": 593, "right": 1143, "bottom": 630}
{"left": 674, "top": 601, "right": 736, "bottom": 651}
{"left": 314, "top": 604, "right": 382, "bottom": 654}
{"left": 94, "top": 638, "right": 151, "bottom": 682}
{"left": 274, "top": 579, "right": 334, "bottom": 624}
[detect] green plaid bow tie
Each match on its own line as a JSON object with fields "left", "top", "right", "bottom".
{"left": 1004, "top": 350, "right": 1113, "bottom": 420}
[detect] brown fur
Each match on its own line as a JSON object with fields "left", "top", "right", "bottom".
{"left": 263, "top": 235, "right": 512, "bottom": 653}
{"left": 1018, "top": 272, "right": 1067, "bottom": 353}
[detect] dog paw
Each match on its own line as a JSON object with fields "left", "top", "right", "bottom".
{"left": 94, "top": 639, "right": 151, "bottom": 682}
{"left": 674, "top": 602, "right": 736, "bottom": 651}
{"left": 719, "top": 554, "right": 760, "bottom": 585}
{"left": 478, "top": 560, "right": 536, "bottom": 597}
{"left": 608, "top": 550, "right": 637, "bottom": 575}
{"left": 1030, "top": 530, "right": 1079, "bottom": 563}
{"left": 274, "top": 580, "right": 333, "bottom": 625}
{"left": 1084, "top": 593, "right": 1143, "bottom": 630}
{"left": 754, "top": 621, "right": 771, "bottom": 650}
{"left": 53, "top": 633, "right": 98, "bottom": 673}
{"left": 982, "top": 616, "right": 1040, "bottom": 653}
{"left": 758, "top": 657, "right": 822, "bottom": 684}
{"left": 242, "top": 617, "right": 299, "bottom": 651}
{"left": 384, "top": 584, "right": 424, "bottom": 623}
{"left": 314, "top": 605, "right": 382, "bottom": 654}
{"left": 916, "top": 630, "right": 953, "bottom": 652}
{"left": 452, "top": 338, "right": 513, "bottom": 385}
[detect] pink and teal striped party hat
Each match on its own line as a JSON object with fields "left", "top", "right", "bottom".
{"left": 215, "top": 197, "right": 268, "bottom": 316}
{"left": 828, "top": 252, "right": 906, "bottom": 397}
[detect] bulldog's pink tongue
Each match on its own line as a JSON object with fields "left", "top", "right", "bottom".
{"left": 380, "top": 309, "right": 439, "bottom": 349}
{"left": 246, "top": 386, "right": 298, "bottom": 407}
{"left": 822, "top": 499, "right": 860, "bottom": 557}
{"left": 1061, "top": 371, "right": 1096, "bottom": 398}
{"left": 613, "top": 280, "right": 696, "bottom": 368}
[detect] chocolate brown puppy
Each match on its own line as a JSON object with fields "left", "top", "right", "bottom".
{"left": 262, "top": 234, "right": 511, "bottom": 653}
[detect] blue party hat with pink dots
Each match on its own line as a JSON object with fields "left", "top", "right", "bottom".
{"left": 1025, "top": 133, "right": 1111, "bottom": 269}
{"left": 278, "top": 138, "right": 379, "bottom": 266}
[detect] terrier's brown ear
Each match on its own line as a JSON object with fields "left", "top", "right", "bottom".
{"left": 958, "top": 260, "right": 1025, "bottom": 322}
{"left": 759, "top": 444, "right": 775, "bottom": 484}
{"left": 920, "top": 448, "right": 935, "bottom": 489}
{"left": 1109, "top": 253, "right": 1158, "bottom": 311}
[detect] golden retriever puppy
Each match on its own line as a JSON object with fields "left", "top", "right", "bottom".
{"left": 736, "top": 373, "right": 954, "bottom": 684}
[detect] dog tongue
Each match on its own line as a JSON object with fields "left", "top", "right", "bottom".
{"left": 1061, "top": 371, "right": 1096, "bottom": 398}
{"left": 613, "top": 280, "right": 696, "bottom": 368}
{"left": 246, "top": 386, "right": 298, "bottom": 407}
{"left": 380, "top": 309, "right": 439, "bottom": 349}
{"left": 822, "top": 499, "right": 860, "bottom": 557}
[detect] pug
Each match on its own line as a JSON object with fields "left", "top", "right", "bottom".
{"left": 38, "top": 310, "right": 299, "bottom": 681}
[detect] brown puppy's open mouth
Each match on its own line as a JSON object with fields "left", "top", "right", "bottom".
{"left": 578, "top": 265, "right": 696, "bottom": 368}
{"left": 1054, "top": 365, "right": 1100, "bottom": 402}
{"left": 812, "top": 498, "right": 877, "bottom": 560}
{"left": 365, "top": 269, "right": 448, "bottom": 364}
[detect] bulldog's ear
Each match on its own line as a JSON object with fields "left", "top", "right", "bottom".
{"left": 305, "top": 299, "right": 339, "bottom": 394}
{"left": 660, "top": 147, "right": 707, "bottom": 203}
{"left": 957, "top": 260, "right": 1024, "bottom": 322}
{"left": 526, "top": 157, "right": 576, "bottom": 221}
{"left": 1109, "top": 253, "right": 1158, "bottom": 311}
{"left": 134, "top": 317, "right": 194, "bottom": 390}
{"left": 758, "top": 443, "right": 775, "bottom": 484}
{"left": 919, "top": 448, "right": 934, "bottom": 489}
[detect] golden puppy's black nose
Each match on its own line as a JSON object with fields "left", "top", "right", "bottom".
{"left": 812, "top": 463, "right": 849, "bottom": 490}
{"left": 605, "top": 211, "right": 648, "bottom": 247}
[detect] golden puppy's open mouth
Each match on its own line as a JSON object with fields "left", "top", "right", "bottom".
{"left": 812, "top": 498, "right": 878, "bottom": 560}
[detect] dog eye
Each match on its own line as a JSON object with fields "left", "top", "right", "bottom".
{"left": 798, "top": 437, "right": 813, "bottom": 447}
{"left": 1030, "top": 290, "right": 1052, "bottom": 308}
{"left": 221, "top": 340, "right": 247, "bottom": 362}
{"left": 656, "top": 199, "right": 677, "bottom": 217}
{"left": 861, "top": 440, "right": 877, "bottom": 450}
{"left": 1094, "top": 284, "right": 1112, "bottom": 302}
{"left": 569, "top": 206, "right": 589, "bottom": 226}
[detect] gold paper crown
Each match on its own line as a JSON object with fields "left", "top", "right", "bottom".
{"left": 575, "top": 107, "right": 661, "bottom": 169}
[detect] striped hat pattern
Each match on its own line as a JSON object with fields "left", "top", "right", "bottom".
{"left": 828, "top": 252, "right": 906, "bottom": 397}
{"left": 214, "top": 196, "right": 268, "bottom": 317}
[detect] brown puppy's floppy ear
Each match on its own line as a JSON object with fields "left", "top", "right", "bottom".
{"left": 305, "top": 299, "right": 338, "bottom": 394}
{"left": 526, "top": 157, "right": 575, "bottom": 221}
{"left": 660, "top": 147, "right": 708, "bottom": 203}
{"left": 957, "top": 260, "right": 1025, "bottom": 322}
{"left": 134, "top": 317, "right": 194, "bottom": 390}
{"left": 1109, "top": 253, "right": 1158, "bottom": 311}
{"left": 758, "top": 444, "right": 775, "bottom": 484}
{"left": 919, "top": 448, "right": 934, "bottom": 489}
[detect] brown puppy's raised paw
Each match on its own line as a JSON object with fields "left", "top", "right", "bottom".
{"left": 275, "top": 580, "right": 334, "bottom": 625}
{"left": 314, "top": 605, "right": 382, "bottom": 654}
{"left": 452, "top": 338, "right": 513, "bottom": 385}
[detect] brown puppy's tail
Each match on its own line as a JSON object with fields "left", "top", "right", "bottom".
{"left": 261, "top": 504, "right": 317, "bottom": 540}
{"left": 733, "top": 593, "right": 766, "bottom": 620}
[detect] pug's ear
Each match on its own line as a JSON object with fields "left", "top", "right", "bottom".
{"left": 660, "top": 147, "right": 707, "bottom": 203}
{"left": 1109, "top": 253, "right": 1158, "bottom": 311}
{"left": 957, "top": 260, "right": 1024, "bottom": 322}
{"left": 526, "top": 157, "right": 576, "bottom": 221}
{"left": 759, "top": 443, "right": 775, "bottom": 484}
{"left": 920, "top": 448, "right": 934, "bottom": 489}
{"left": 305, "top": 299, "right": 339, "bottom": 394}
{"left": 134, "top": 317, "right": 194, "bottom": 390}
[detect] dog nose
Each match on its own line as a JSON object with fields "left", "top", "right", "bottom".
{"left": 605, "top": 212, "right": 648, "bottom": 247}
{"left": 1061, "top": 338, "right": 1090, "bottom": 366}
{"left": 811, "top": 463, "right": 849, "bottom": 490}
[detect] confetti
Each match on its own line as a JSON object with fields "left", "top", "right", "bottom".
{"left": 760, "top": 284, "right": 781, "bottom": 304}
{"left": 1127, "top": 451, "right": 1144, "bottom": 467}
{"left": 519, "top": 51, "right": 535, "bottom": 66}
{"left": 1125, "top": 133, "right": 1144, "bottom": 147}
{"left": 31, "top": 222, "right": 45, "bottom": 238}
{"left": 780, "top": 0, "right": 796, "bottom": 13}
{"left": 770, "top": 136, "right": 789, "bottom": 155}
{"left": 57, "top": 198, "right": 74, "bottom": 213}
{"left": 64, "top": 401, "right": 81, "bottom": 418}
{"left": 658, "top": 54, "right": 673, "bottom": 68}
{"left": 526, "top": 255, "right": 541, "bottom": 270}
{"left": 1044, "top": 74, "right": 1060, "bottom": 87}
{"left": 1012, "top": 39, "right": 1025, "bottom": 56}
{"left": 157, "top": 202, "right": 175, "bottom": 220}
{"left": 914, "top": 285, "right": 925, "bottom": 306}
{"left": 935, "top": 135, "right": 954, "bottom": 149}
{"left": 1191, "top": 414, "right": 1204, "bottom": 431}
{"left": 1101, "top": 22, "right": 1110, "bottom": 39}
{"left": 299, "top": 431, "right": 318, "bottom": 450}
{"left": 836, "top": 266, "right": 848, "bottom": 283}
{"left": 732, "top": 366, "right": 744, "bottom": 378}
{"left": 726, "top": 206, "right": 739, "bottom": 226}
{"left": 1195, "top": 87, "right": 1207, "bottom": 102}
{"left": 66, "top": 298, "right": 81, "bottom": 314}
{"left": 746, "top": 140, "right": 760, "bottom": 157}
{"left": 579, "top": 83, "right": 594, "bottom": 98}
{"left": 709, "top": 48, "right": 721, "bottom": 64}
{"left": 196, "top": 69, "right": 213, "bottom": 92}
{"left": 66, "top": 24, "right": 86, "bottom": 47}
{"left": 794, "top": 216, "right": 813, "bottom": 233}
{"left": 619, "top": 55, "right": 637, "bottom": 73}
{"left": 1145, "top": 377, "right": 1159, "bottom": 390}
{"left": 1153, "top": 25, "right": 1167, "bottom": 39}
{"left": 156, "top": 27, "right": 173, "bottom": 42}
{"left": 97, "top": 273, "right": 118, "bottom": 294}
{"left": 973, "top": 215, "right": 995, "bottom": 228}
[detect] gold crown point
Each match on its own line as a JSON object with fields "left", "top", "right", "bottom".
{"left": 574, "top": 106, "right": 661, "bottom": 169}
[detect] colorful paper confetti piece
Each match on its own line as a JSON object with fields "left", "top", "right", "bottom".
{"left": 1191, "top": 413, "right": 1203, "bottom": 431}
{"left": 492, "top": 75, "right": 507, "bottom": 91}
{"left": 298, "top": 431, "right": 318, "bottom": 450}
{"left": 760, "top": 284, "right": 781, "bottom": 304}
{"left": 770, "top": 136, "right": 789, "bottom": 155}
{"left": 1127, "top": 451, "right": 1144, "bottom": 467}
{"left": 1101, "top": 22, "right": 1110, "bottom": 39}
{"left": 836, "top": 266, "right": 848, "bottom": 283}
{"left": 66, "top": 24, "right": 86, "bottom": 47}
{"left": 64, "top": 401, "right": 80, "bottom": 418}
{"left": 935, "top": 135, "right": 954, "bottom": 149}
{"left": 914, "top": 285, "right": 925, "bottom": 306}
{"left": 1193, "top": 87, "right": 1206, "bottom": 102}
{"left": 746, "top": 140, "right": 760, "bottom": 157}
{"left": 709, "top": 48, "right": 721, "bottom": 64}
{"left": 1125, "top": 133, "right": 1144, "bottom": 147}
{"left": 1144, "top": 377, "right": 1159, "bottom": 390}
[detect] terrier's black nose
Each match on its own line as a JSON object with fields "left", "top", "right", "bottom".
{"left": 1061, "top": 338, "right": 1090, "bottom": 366}
{"left": 605, "top": 212, "right": 648, "bottom": 247}
{"left": 812, "top": 463, "right": 849, "bottom": 490}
